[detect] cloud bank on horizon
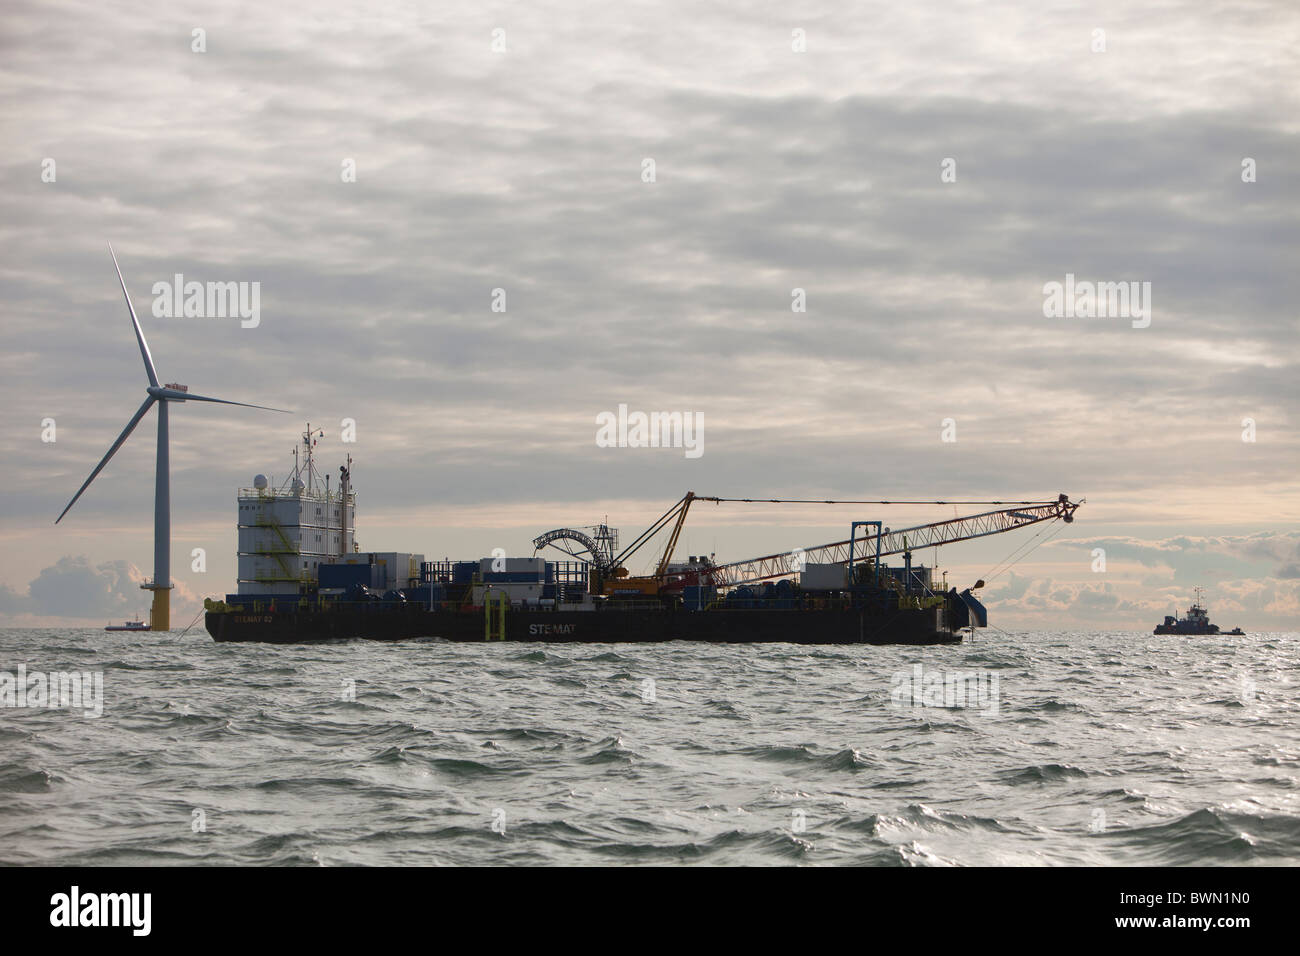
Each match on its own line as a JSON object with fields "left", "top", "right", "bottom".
{"left": 1, "top": 1, "right": 1296, "bottom": 628}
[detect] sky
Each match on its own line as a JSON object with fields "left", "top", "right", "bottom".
{"left": 1, "top": 0, "right": 1297, "bottom": 630}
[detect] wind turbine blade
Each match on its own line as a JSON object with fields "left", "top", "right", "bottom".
{"left": 55, "top": 396, "right": 156, "bottom": 524}
{"left": 172, "top": 390, "right": 291, "bottom": 413}
{"left": 108, "top": 243, "right": 159, "bottom": 388}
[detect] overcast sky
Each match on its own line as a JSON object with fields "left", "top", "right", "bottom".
{"left": 2, "top": 1, "right": 1297, "bottom": 629}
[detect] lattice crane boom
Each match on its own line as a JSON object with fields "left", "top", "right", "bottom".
{"left": 706, "top": 494, "right": 1080, "bottom": 588}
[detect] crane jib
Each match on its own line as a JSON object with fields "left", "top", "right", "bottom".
{"left": 709, "top": 495, "right": 1080, "bottom": 588}
{"left": 539, "top": 492, "right": 1080, "bottom": 592}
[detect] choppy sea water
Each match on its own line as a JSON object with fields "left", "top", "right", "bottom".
{"left": 1, "top": 627, "right": 1298, "bottom": 866}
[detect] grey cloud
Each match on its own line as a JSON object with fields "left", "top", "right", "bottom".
{"left": 0, "top": 556, "right": 144, "bottom": 619}
{"left": 1054, "top": 533, "right": 1300, "bottom": 583}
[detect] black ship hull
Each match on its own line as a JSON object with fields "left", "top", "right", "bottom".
{"left": 205, "top": 604, "right": 961, "bottom": 645}
{"left": 1153, "top": 624, "right": 1244, "bottom": 635}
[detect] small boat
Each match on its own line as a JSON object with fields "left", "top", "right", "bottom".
{"left": 1153, "top": 588, "right": 1244, "bottom": 635}
{"left": 105, "top": 619, "right": 149, "bottom": 632}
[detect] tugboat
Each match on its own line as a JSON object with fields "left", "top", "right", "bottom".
{"left": 105, "top": 618, "right": 149, "bottom": 632}
{"left": 1154, "top": 588, "right": 1244, "bottom": 635}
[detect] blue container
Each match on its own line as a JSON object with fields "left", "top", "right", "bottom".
{"left": 482, "top": 571, "right": 543, "bottom": 583}
{"left": 682, "top": 586, "right": 716, "bottom": 609}
{"left": 319, "top": 563, "right": 374, "bottom": 589}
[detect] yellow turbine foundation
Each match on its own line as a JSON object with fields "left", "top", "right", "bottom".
{"left": 149, "top": 587, "right": 171, "bottom": 630}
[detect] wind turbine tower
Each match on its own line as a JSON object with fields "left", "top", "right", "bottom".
{"left": 56, "top": 246, "right": 287, "bottom": 629}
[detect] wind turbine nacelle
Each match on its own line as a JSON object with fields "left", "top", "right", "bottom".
{"left": 149, "top": 385, "right": 191, "bottom": 402}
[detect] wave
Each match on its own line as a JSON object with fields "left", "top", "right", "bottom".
{"left": 853, "top": 803, "right": 1019, "bottom": 837}
{"left": 703, "top": 699, "right": 750, "bottom": 720}
{"left": 578, "top": 736, "right": 638, "bottom": 766}
{"left": 999, "top": 763, "right": 1090, "bottom": 785}
{"left": 0, "top": 768, "right": 54, "bottom": 793}
{"left": 1093, "top": 806, "right": 1300, "bottom": 864}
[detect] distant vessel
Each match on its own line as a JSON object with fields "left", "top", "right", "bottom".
{"left": 1154, "top": 588, "right": 1244, "bottom": 635}
{"left": 105, "top": 619, "right": 149, "bottom": 632}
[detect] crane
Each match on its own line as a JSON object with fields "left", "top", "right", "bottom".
{"left": 592, "top": 492, "right": 699, "bottom": 595}
{"left": 534, "top": 492, "right": 1081, "bottom": 598}
{"left": 532, "top": 494, "right": 701, "bottom": 596}
{"left": 701, "top": 494, "right": 1080, "bottom": 588}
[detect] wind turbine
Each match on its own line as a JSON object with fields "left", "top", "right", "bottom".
{"left": 56, "top": 245, "right": 288, "bottom": 630}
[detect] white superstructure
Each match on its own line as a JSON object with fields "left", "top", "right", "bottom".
{"left": 236, "top": 425, "right": 356, "bottom": 595}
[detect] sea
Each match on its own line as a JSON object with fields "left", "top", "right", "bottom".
{"left": 2, "top": 627, "right": 1298, "bottom": 866}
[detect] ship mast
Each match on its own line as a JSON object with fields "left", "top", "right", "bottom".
{"left": 339, "top": 454, "right": 353, "bottom": 557}
{"left": 284, "top": 423, "right": 326, "bottom": 495}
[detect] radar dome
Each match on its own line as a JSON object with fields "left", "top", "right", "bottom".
{"left": 253, "top": 474, "right": 268, "bottom": 490}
